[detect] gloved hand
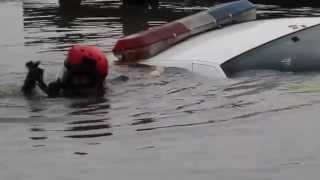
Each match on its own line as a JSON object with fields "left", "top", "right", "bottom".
{"left": 22, "top": 61, "right": 44, "bottom": 95}
{"left": 25, "top": 61, "right": 44, "bottom": 83}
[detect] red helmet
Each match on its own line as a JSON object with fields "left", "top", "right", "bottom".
{"left": 66, "top": 45, "right": 109, "bottom": 79}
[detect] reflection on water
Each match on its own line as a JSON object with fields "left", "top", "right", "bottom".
{"left": 22, "top": 0, "right": 320, "bottom": 52}
{"left": 23, "top": 0, "right": 194, "bottom": 52}
{"left": 257, "top": 4, "right": 320, "bottom": 19}
{"left": 0, "top": 0, "right": 317, "bottom": 141}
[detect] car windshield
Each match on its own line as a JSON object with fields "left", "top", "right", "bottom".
{"left": 221, "top": 24, "right": 320, "bottom": 77}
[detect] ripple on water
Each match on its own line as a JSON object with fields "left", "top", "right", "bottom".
{"left": 3, "top": 3, "right": 320, "bottom": 178}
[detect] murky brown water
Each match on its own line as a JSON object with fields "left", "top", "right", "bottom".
{"left": 2, "top": 0, "right": 320, "bottom": 179}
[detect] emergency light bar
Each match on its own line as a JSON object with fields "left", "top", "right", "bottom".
{"left": 113, "top": 0, "right": 256, "bottom": 62}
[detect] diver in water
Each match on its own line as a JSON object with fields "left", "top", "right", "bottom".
{"left": 22, "top": 45, "right": 109, "bottom": 97}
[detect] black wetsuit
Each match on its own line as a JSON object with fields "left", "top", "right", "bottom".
{"left": 36, "top": 78, "right": 105, "bottom": 97}
{"left": 22, "top": 61, "right": 105, "bottom": 97}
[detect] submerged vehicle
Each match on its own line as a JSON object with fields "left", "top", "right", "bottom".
{"left": 112, "top": 0, "right": 320, "bottom": 78}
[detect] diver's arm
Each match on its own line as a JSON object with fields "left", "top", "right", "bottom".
{"left": 37, "top": 79, "right": 62, "bottom": 97}
{"left": 22, "top": 61, "right": 62, "bottom": 97}
{"left": 36, "top": 79, "right": 49, "bottom": 95}
{"left": 22, "top": 74, "right": 37, "bottom": 95}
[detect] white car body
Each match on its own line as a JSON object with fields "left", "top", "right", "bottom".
{"left": 142, "top": 17, "right": 320, "bottom": 78}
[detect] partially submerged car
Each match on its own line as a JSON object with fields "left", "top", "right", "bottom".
{"left": 112, "top": 0, "right": 320, "bottom": 78}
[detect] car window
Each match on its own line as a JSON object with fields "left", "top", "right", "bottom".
{"left": 221, "top": 24, "right": 320, "bottom": 77}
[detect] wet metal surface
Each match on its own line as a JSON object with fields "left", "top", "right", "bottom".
{"left": 1, "top": 0, "right": 320, "bottom": 179}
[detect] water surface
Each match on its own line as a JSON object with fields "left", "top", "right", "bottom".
{"left": 1, "top": 0, "right": 320, "bottom": 179}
